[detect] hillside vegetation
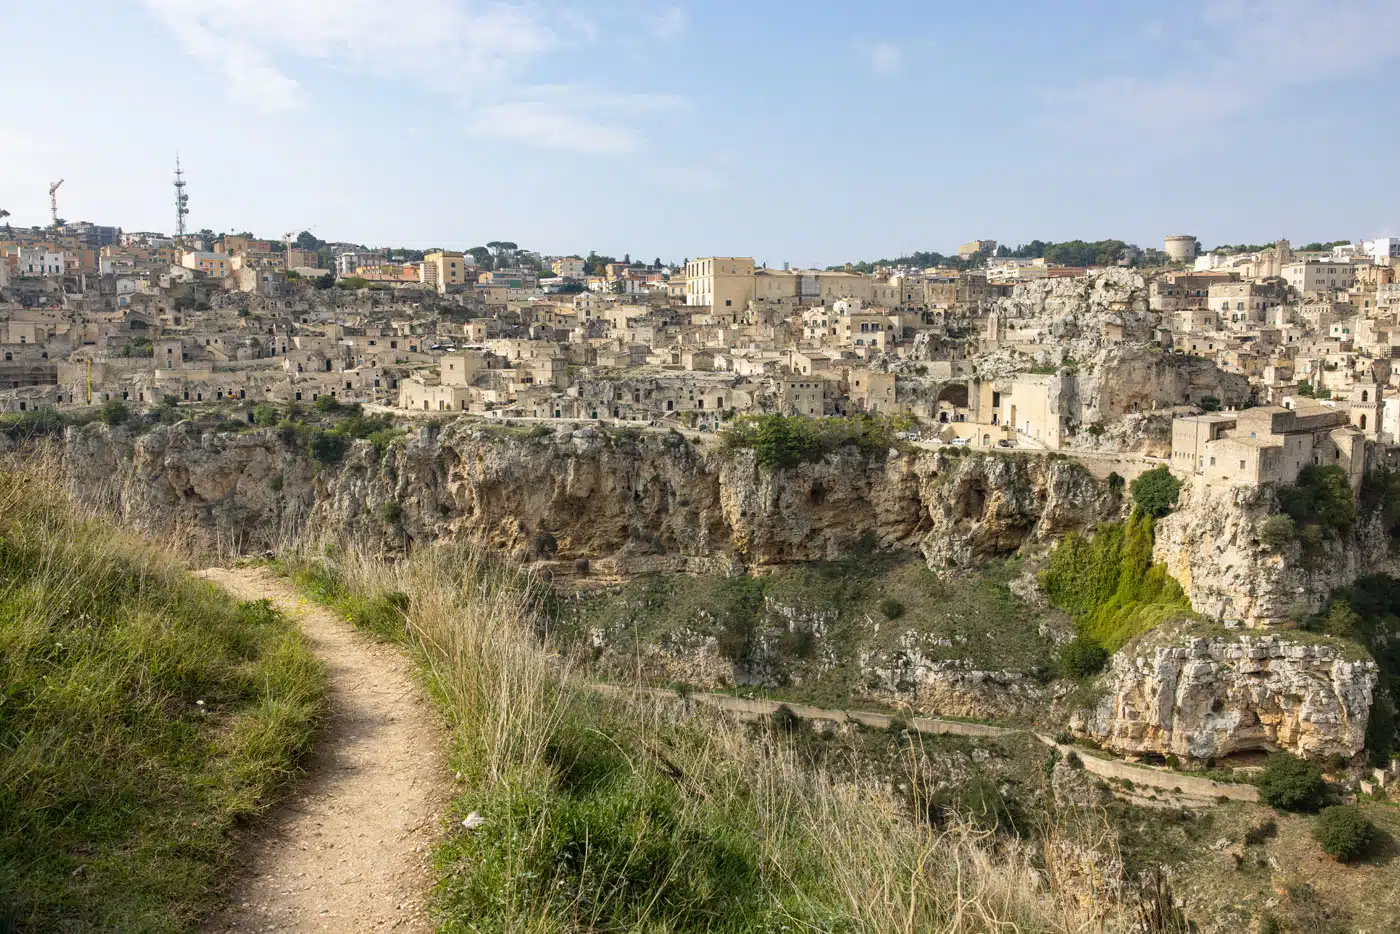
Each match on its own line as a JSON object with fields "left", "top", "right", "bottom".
{"left": 0, "top": 471, "right": 325, "bottom": 932}
{"left": 281, "top": 544, "right": 1150, "bottom": 933}
{"left": 1041, "top": 512, "right": 1193, "bottom": 651}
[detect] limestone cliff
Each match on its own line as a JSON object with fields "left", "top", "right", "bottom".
{"left": 1073, "top": 622, "right": 1377, "bottom": 763}
{"left": 56, "top": 421, "right": 1118, "bottom": 573}
{"left": 1153, "top": 478, "right": 1400, "bottom": 628}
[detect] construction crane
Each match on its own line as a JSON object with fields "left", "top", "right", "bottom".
{"left": 49, "top": 179, "right": 64, "bottom": 227}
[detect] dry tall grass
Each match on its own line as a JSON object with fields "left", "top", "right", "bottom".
{"left": 287, "top": 540, "right": 1147, "bottom": 933}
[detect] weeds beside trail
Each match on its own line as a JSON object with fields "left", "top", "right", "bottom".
{"left": 283, "top": 544, "right": 1148, "bottom": 933}
{"left": 0, "top": 471, "right": 326, "bottom": 932}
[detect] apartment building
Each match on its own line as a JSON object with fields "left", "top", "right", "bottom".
{"left": 1284, "top": 260, "right": 1357, "bottom": 293}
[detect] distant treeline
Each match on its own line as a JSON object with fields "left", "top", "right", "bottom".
{"left": 838, "top": 239, "right": 1168, "bottom": 273}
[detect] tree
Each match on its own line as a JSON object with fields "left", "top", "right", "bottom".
{"left": 467, "top": 246, "right": 494, "bottom": 271}
{"left": 1258, "top": 753, "right": 1328, "bottom": 812}
{"left": 314, "top": 272, "right": 335, "bottom": 289}
{"left": 653, "top": 256, "right": 662, "bottom": 269}
{"left": 486, "top": 241, "right": 518, "bottom": 266}
{"left": 1313, "top": 805, "right": 1375, "bottom": 862}
{"left": 1060, "top": 637, "right": 1109, "bottom": 677}
{"left": 99, "top": 399, "right": 130, "bottom": 426}
{"left": 294, "top": 230, "right": 325, "bottom": 251}
{"left": 1129, "top": 466, "right": 1181, "bottom": 518}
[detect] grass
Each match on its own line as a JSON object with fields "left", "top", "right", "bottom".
{"left": 0, "top": 470, "right": 326, "bottom": 932}
{"left": 278, "top": 542, "right": 1150, "bottom": 932}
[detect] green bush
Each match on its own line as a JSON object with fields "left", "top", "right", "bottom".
{"left": 1277, "top": 465, "right": 1356, "bottom": 537}
{"left": 1259, "top": 515, "right": 1297, "bottom": 551}
{"left": 1258, "top": 753, "right": 1328, "bottom": 812}
{"left": 252, "top": 404, "right": 279, "bottom": 427}
{"left": 1129, "top": 466, "right": 1180, "bottom": 518}
{"left": 1243, "top": 819, "right": 1278, "bottom": 845}
{"left": 308, "top": 429, "right": 350, "bottom": 465}
{"left": 99, "top": 398, "right": 130, "bottom": 426}
{"left": 1106, "top": 471, "right": 1125, "bottom": 492}
{"left": 878, "top": 598, "right": 905, "bottom": 620}
{"left": 1312, "top": 805, "right": 1374, "bottom": 862}
{"left": 720, "top": 413, "right": 911, "bottom": 469}
{"left": 1060, "top": 637, "right": 1109, "bottom": 677}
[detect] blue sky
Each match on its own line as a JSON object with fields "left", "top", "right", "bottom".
{"left": 2, "top": 0, "right": 1398, "bottom": 266}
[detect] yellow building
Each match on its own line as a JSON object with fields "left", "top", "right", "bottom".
{"left": 179, "top": 251, "right": 231, "bottom": 278}
{"left": 684, "top": 257, "right": 755, "bottom": 309}
{"left": 420, "top": 251, "right": 467, "bottom": 292}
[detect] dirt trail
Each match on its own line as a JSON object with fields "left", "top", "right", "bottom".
{"left": 198, "top": 566, "right": 447, "bottom": 933}
{"left": 597, "top": 684, "right": 1259, "bottom": 806}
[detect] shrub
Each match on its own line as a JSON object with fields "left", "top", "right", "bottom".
{"left": 1106, "top": 471, "right": 1125, "bottom": 492}
{"left": 308, "top": 430, "right": 350, "bottom": 466}
{"left": 1312, "top": 805, "right": 1375, "bottom": 862}
{"left": 531, "top": 530, "right": 558, "bottom": 558}
{"left": 878, "top": 598, "right": 905, "bottom": 620}
{"left": 1060, "top": 637, "right": 1109, "bottom": 678}
{"left": 1243, "top": 819, "right": 1277, "bottom": 845}
{"left": 1199, "top": 395, "right": 1221, "bottom": 412}
{"left": 380, "top": 501, "right": 403, "bottom": 525}
{"left": 1053, "top": 730, "right": 1074, "bottom": 746}
{"left": 314, "top": 394, "right": 342, "bottom": 414}
{"left": 1129, "top": 466, "right": 1180, "bottom": 518}
{"left": 720, "top": 413, "right": 910, "bottom": 469}
{"left": 1259, "top": 515, "right": 1297, "bottom": 551}
{"left": 252, "top": 404, "right": 279, "bottom": 427}
{"left": 1258, "top": 753, "right": 1328, "bottom": 812}
{"left": 1277, "top": 465, "right": 1356, "bottom": 536}
{"left": 99, "top": 398, "right": 130, "bottom": 426}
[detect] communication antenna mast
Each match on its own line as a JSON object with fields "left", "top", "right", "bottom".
{"left": 173, "top": 155, "right": 190, "bottom": 242}
{"left": 48, "top": 179, "right": 65, "bottom": 227}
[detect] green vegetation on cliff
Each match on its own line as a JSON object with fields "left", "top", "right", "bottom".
{"left": 1041, "top": 513, "right": 1192, "bottom": 651}
{"left": 0, "top": 473, "right": 326, "bottom": 932}
{"left": 720, "top": 413, "right": 913, "bottom": 469}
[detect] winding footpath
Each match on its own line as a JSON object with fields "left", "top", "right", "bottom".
{"left": 198, "top": 567, "right": 448, "bottom": 933}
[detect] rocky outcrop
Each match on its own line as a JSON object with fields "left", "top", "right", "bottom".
{"left": 1073, "top": 622, "right": 1377, "bottom": 763}
{"left": 56, "top": 421, "right": 1119, "bottom": 573}
{"left": 1153, "top": 479, "right": 1400, "bottom": 627}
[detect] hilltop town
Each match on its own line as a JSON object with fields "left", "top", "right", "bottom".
{"left": 4, "top": 211, "right": 1400, "bottom": 493}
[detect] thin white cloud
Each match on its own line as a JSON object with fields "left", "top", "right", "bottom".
{"left": 144, "top": 0, "right": 686, "bottom": 153}
{"left": 1045, "top": 0, "right": 1400, "bottom": 135}
{"left": 466, "top": 88, "right": 686, "bottom": 154}
{"left": 469, "top": 103, "right": 639, "bottom": 154}
{"left": 144, "top": 0, "right": 558, "bottom": 112}
{"left": 652, "top": 6, "right": 687, "bottom": 40}
{"left": 865, "top": 41, "right": 902, "bottom": 76}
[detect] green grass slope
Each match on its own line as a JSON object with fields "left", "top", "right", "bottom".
{"left": 0, "top": 472, "right": 326, "bottom": 932}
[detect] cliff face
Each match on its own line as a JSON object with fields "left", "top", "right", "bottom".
{"left": 57, "top": 421, "right": 1118, "bottom": 573}
{"left": 1073, "top": 623, "right": 1377, "bottom": 763}
{"left": 1153, "top": 479, "right": 1400, "bottom": 628}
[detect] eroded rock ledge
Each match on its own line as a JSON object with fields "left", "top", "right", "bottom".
{"left": 1073, "top": 623, "right": 1377, "bottom": 763}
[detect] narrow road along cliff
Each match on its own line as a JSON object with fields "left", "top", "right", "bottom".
{"left": 198, "top": 567, "right": 447, "bottom": 933}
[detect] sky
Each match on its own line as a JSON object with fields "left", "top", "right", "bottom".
{"left": 2, "top": 0, "right": 1398, "bottom": 267}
